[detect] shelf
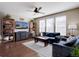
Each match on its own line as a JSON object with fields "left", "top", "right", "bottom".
{"left": 2, "top": 18, "right": 15, "bottom": 43}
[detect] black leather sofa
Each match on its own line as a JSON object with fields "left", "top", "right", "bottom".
{"left": 42, "top": 32, "right": 60, "bottom": 37}
{"left": 42, "top": 32, "right": 60, "bottom": 44}
{"left": 15, "top": 31, "right": 32, "bottom": 41}
{"left": 52, "top": 37, "right": 77, "bottom": 57}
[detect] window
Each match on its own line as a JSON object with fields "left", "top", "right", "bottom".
{"left": 39, "top": 19, "right": 45, "bottom": 32}
{"left": 39, "top": 15, "right": 66, "bottom": 35}
{"left": 55, "top": 16, "right": 66, "bottom": 35}
{"left": 46, "top": 18, "right": 54, "bottom": 32}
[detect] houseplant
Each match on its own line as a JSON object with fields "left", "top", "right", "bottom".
{"left": 71, "top": 45, "right": 79, "bottom": 57}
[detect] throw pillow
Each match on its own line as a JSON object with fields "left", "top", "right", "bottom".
{"left": 64, "top": 36, "right": 77, "bottom": 47}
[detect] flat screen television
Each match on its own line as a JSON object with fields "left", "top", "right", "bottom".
{"left": 16, "top": 21, "right": 29, "bottom": 29}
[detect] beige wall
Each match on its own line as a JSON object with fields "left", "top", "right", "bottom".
{"left": 34, "top": 8, "right": 79, "bottom": 36}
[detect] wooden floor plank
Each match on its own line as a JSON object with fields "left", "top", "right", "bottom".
{"left": 0, "top": 39, "right": 38, "bottom": 57}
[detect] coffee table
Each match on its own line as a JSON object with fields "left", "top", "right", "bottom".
{"left": 34, "top": 36, "right": 54, "bottom": 47}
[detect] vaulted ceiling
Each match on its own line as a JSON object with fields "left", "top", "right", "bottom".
{"left": 0, "top": 2, "right": 79, "bottom": 20}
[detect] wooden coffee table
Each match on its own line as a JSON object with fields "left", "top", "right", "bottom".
{"left": 34, "top": 36, "right": 51, "bottom": 47}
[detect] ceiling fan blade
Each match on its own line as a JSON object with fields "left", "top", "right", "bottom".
{"left": 38, "top": 7, "right": 42, "bottom": 11}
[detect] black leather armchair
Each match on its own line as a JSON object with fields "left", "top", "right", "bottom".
{"left": 53, "top": 43, "right": 73, "bottom": 57}
{"left": 52, "top": 38, "right": 77, "bottom": 57}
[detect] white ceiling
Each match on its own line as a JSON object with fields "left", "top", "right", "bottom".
{"left": 0, "top": 2, "right": 79, "bottom": 20}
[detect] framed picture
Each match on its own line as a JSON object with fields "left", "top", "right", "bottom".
{"left": 16, "top": 21, "right": 29, "bottom": 29}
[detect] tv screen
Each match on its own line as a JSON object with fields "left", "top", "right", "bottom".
{"left": 16, "top": 21, "right": 29, "bottom": 29}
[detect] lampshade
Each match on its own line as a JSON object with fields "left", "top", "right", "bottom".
{"left": 68, "top": 24, "right": 77, "bottom": 29}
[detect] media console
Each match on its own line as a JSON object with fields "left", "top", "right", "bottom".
{"left": 15, "top": 31, "right": 32, "bottom": 41}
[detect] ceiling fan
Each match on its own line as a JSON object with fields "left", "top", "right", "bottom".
{"left": 27, "top": 7, "right": 45, "bottom": 15}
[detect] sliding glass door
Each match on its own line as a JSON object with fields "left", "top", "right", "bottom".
{"left": 55, "top": 16, "right": 66, "bottom": 35}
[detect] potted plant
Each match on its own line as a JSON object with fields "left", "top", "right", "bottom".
{"left": 71, "top": 45, "right": 79, "bottom": 57}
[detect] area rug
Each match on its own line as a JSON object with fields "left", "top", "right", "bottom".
{"left": 22, "top": 41, "right": 52, "bottom": 57}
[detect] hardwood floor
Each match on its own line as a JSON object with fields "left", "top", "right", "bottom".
{"left": 0, "top": 39, "right": 39, "bottom": 57}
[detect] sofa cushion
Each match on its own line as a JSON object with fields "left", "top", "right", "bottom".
{"left": 46, "top": 33, "right": 54, "bottom": 37}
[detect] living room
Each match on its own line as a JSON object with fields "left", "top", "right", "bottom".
{"left": 0, "top": 2, "right": 79, "bottom": 57}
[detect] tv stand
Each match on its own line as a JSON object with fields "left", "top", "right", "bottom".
{"left": 15, "top": 31, "right": 32, "bottom": 41}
